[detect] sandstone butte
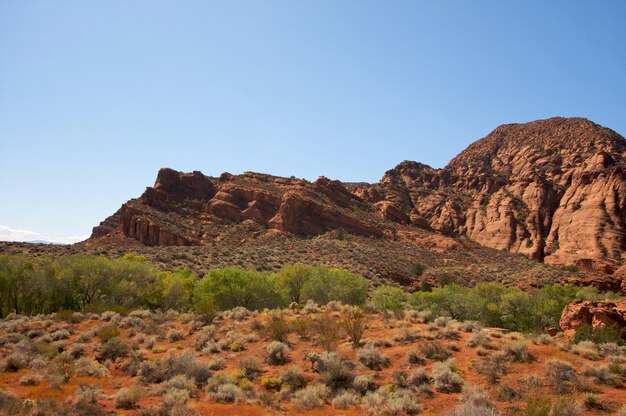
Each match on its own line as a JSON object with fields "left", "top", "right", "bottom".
{"left": 87, "top": 117, "right": 626, "bottom": 278}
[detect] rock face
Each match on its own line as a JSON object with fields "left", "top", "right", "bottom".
{"left": 90, "top": 169, "right": 384, "bottom": 246}
{"left": 559, "top": 299, "right": 626, "bottom": 338}
{"left": 355, "top": 117, "right": 626, "bottom": 271}
{"left": 88, "top": 117, "right": 626, "bottom": 272}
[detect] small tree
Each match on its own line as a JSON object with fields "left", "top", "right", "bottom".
{"left": 272, "top": 264, "right": 313, "bottom": 304}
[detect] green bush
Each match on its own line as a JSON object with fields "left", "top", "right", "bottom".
{"left": 370, "top": 285, "right": 407, "bottom": 311}
{"left": 193, "top": 268, "right": 288, "bottom": 311}
{"left": 411, "top": 282, "right": 578, "bottom": 332}
{"left": 573, "top": 324, "right": 625, "bottom": 345}
{"left": 300, "top": 266, "right": 368, "bottom": 306}
{"left": 272, "top": 263, "right": 313, "bottom": 303}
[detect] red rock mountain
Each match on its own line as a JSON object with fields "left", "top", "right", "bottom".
{"left": 89, "top": 117, "right": 626, "bottom": 272}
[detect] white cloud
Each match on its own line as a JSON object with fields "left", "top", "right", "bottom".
{"left": 0, "top": 224, "right": 88, "bottom": 245}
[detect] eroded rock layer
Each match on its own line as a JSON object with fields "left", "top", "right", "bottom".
{"left": 88, "top": 117, "right": 626, "bottom": 272}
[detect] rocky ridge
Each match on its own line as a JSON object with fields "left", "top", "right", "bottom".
{"left": 88, "top": 117, "right": 626, "bottom": 275}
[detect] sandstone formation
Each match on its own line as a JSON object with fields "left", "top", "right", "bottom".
{"left": 88, "top": 117, "right": 626, "bottom": 275}
{"left": 559, "top": 299, "right": 626, "bottom": 338}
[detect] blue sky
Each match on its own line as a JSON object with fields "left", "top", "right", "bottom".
{"left": 1, "top": 1, "right": 625, "bottom": 243}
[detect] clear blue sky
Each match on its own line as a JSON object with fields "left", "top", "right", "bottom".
{"left": 1, "top": 1, "right": 625, "bottom": 243}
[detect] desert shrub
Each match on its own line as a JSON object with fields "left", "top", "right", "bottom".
{"left": 551, "top": 396, "right": 583, "bottom": 416}
{"left": 386, "top": 391, "right": 423, "bottom": 415}
{"left": 431, "top": 360, "right": 463, "bottom": 393}
{"left": 617, "top": 405, "right": 626, "bottom": 416}
{"left": 263, "top": 312, "right": 291, "bottom": 342}
{"left": 407, "top": 348, "right": 427, "bottom": 365}
{"left": 291, "top": 317, "right": 311, "bottom": 340}
{"left": 238, "top": 356, "right": 263, "bottom": 380}
{"left": 114, "top": 386, "right": 143, "bottom": 409}
{"left": 140, "top": 350, "right": 211, "bottom": 386}
{"left": 571, "top": 340, "right": 600, "bottom": 360}
{"left": 417, "top": 340, "right": 451, "bottom": 361}
{"left": 533, "top": 334, "right": 554, "bottom": 345}
{"left": 357, "top": 343, "right": 391, "bottom": 370}
{"left": 460, "top": 320, "right": 482, "bottom": 332}
{"left": 412, "top": 262, "right": 426, "bottom": 276}
{"left": 50, "top": 329, "right": 71, "bottom": 340}
{"left": 332, "top": 391, "right": 360, "bottom": 409}
{"left": 353, "top": 374, "right": 378, "bottom": 395}
{"left": 582, "top": 393, "right": 608, "bottom": 411}
{"left": 281, "top": 367, "right": 308, "bottom": 390}
{"left": 371, "top": 285, "right": 407, "bottom": 311}
{"left": 317, "top": 352, "right": 355, "bottom": 391}
{"left": 545, "top": 359, "right": 579, "bottom": 394}
{"left": 18, "top": 372, "right": 42, "bottom": 386}
{"left": 341, "top": 305, "right": 366, "bottom": 348}
{"left": 161, "top": 387, "right": 190, "bottom": 413}
{"left": 311, "top": 313, "right": 342, "bottom": 351}
{"left": 450, "top": 402, "right": 501, "bottom": 416}
{"left": 583, "top": 364, "right": 621, "bottom": 387}
{"left": 300, "top": 266, "right": 368, "bottom": 306}
{"left": 523, "top": 396, "right": 552, "bottom": 416}
{"left": 467, "top": 330, "right": 489, "bottom": 348}
{"left": 597, "top": 342, "right": 622, "bottom": 356}
{"left": 163, "top": 374, "right": 198, "bottom": 397}
{"left": 207, "top": 357, "right": 226, "bottom": 370}
{"left": 194, "top": 268, "right": 288, "bottom": 311}
{"left": 70, "top": 383, "right": 105, "bottom": 416}
{"left": 291, "top": 384, "right": 330, "bottom": 410}
{"left": 473, "top": 352, "right": 509, "bottom": 384}
{"left": 266, "top": 341, "right": 291, "bottom": 365}
{"left": 409, "top": 368, "right": 429, "bottom": 386}
{"left": 495, "top": 382, "right": 520, "bottom": 402}
{"left": 98, "top": 337, "right": 130, "bottom": 361}
{"left": 75, "top": 358, "right": 109, "bottom": 377}
{"left": 2, "top": 351, "right": 28, "bottom": 372}
{"left": 363, "top": 388, "right": 422, "bottom": 415}
{"left": 260, "top": 375, "right": 283, "bottom": 391}
{"left": 167, "top": 328, "right": 185, "bottom": 342}
{"left": 504, "top": 341, "right": 535, "bottom": 363}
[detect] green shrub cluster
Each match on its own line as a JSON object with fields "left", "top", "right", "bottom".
{"left": 411, "top": 282, "right": 582, "bottom": 332}
{"left": 0, "top": 255, "right": 368, "bottom": 317}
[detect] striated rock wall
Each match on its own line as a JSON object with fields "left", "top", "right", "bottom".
{"left": 89, "top": 117, "right": 626, "bottom": 271}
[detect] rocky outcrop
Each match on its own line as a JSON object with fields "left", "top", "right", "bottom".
{"left": 356, "top": 117, "right": 626, "bottom": 271}
{"left": 559, "top": 299, "right": 626, "bottom": 338}
{"left": 89, "top": 117, "right": 626, "bottom": 272}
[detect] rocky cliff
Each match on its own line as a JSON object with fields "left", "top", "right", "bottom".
{"left": 88, "top": 117, "right": 626, "bottom": 273}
